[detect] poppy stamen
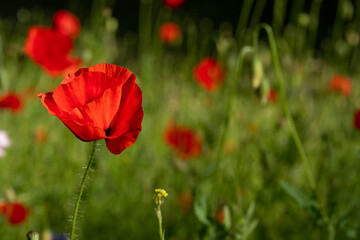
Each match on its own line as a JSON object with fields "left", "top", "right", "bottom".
{"left": 105, "top": 126, "right": 111, "bottom": 137}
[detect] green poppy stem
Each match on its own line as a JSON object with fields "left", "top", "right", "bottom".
{"left": 213, "top": 46, "right": 254, "bottom": 170}
{"left": 70, "top": 140, "right": 97, "bottom": 240}
{"left": 253, "top": 23, "right": 316, "bottom": 191}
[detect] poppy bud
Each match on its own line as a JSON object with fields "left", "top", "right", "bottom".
{"left": 252, "top": 57, "right": 263, "bottom": 89}
{"left": 27, "top": 231, "right": 39, "bottom": 240}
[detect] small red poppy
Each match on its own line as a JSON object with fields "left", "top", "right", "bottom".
{"left": 267, "top": 88, "right": 278, "bottom": 103}
{"left": 35, "top": 127, "right": 48, "bottom": 144}
{"left": 193, "top": 57, "right": 225, "bottom": 92}
{"left": 216, "top": 208, "right": 225, "bottom": 224}
{"left": 353, "top": 109, "right": 360, "bottom": 130}
{"left": 0, "top": 202, "right": 29, "bottom": 225}
{"left": 329, "top": 74, "right": 352, "bottom": 97}
{"left": 164, "top": 122, "right": 202, "bottom": 160}
{"left": 163, "top": 0, "right": 185, "bottom": 9}
{"left": 178, "top": 191, "right": 194, "bottom": 213}
{"left": 159, "top": 22, "right": 182, "bottom": 44}
{"left": 52, "top": 10, "right": 81, "bottom": 39}
{"left": 38, "top": 63, "right": 143, "bottom": 155}
{"left": 24, "top": 26, "right": 81, "bottom": 77}
{"left": 0, "top": 92, "right": 22, "bottom": 113}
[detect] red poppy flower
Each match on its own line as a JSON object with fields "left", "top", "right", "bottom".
{"left": 353, "top": 109, "right": 360, "bottom": 130}
{"left": 164, "top": 122, "right": 202, "bottom": 160}
{"left": 216, "top": 208, "right": 225, "bottom": 224}
{"left": 178, "top": 191, "right": 194, "bottom": 213}
{"left": 163, "top": 0, "right": 185, "bottom": 9}
{"left": 159, "top": 22, "right": 182, "bottom": 44}
{"left": 267, "top": 88, "right": 278, "bottom": 103}
{"left": 193, "top": 57, "right": 225, "bottom": 92}
{"left": 53, "top": 10, "right": 81, "bottom": 39}
{"left": 38, "top": 63, "right": 143, "bottom": 154}
{"left": 329, "top": 74, "right": 352, "bottom": 97}
{"left": 0, "top": 92, "right": 22, "bottom": 113}
{"left": 24, "top": 26, "right": 81, "bottom": 77}
{"left": 34, "top": 127, "right": 48, "bottom": 144}
{"left": 0, "top": 202, "right": 29, "bottom": 225}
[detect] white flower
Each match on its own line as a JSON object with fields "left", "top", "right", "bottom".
{"left": 0, "top": 131, "right": 10, "bottom": 157}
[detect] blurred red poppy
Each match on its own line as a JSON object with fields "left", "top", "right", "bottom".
{"left": 353, "top": 109, "right": 360, "bottom": 130}
{"left": 38, "top": 63, "right": 143, "bottom": 154}
{"left": 216, "top": 208, "right": 225, "bottom": 224}
{"left": 164, "top": 122, "right": 202, "bottom": 160}
{"left": 267, "top": 88, "right": 278, "bottom": 103}
{"left": 0, "top": 202, "right": 29, "bottom": 225}
{"left": 24, "top": 26, "right": 81, "bottom": 77}
{"left": 329, "top": 74, "right": 352, "bottom": 97}
{"left": 34, "top": 127, "right": 48, "bottom": 144}
{"left": 0, "top": 92, "right": 22, "bottom": 113}
{"left": 178, "top": 191, "right": 194, "bottom": 213}
{"left": 193, "top": 57, "right": 225, "bottom": 92}
{"left": 163, "top": 0, "right": 185, "bottom": 9}
{"left": 53, "top": 10, "right": 81, "bottom": 39}
{"left": 159, "top": 22, "right": 182, "bottom": 44}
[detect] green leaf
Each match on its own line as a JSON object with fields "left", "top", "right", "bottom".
{"left": 194, "top": 195, "right": 211, "bottom": 226}
{"left": 223, "top": 205, "right": 232, "bottom": 230}
{"left": 280, "top": 181, "right": 319, "bottom": 212}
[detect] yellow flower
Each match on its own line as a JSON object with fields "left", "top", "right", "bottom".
{"left": 154, "top": 188, "right": 168, "bottom": 205}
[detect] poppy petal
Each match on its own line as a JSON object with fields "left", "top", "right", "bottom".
{"left": 53, "top": 10, "right": 81, "bottom": 39}
{"left": 53, "top": 72, "right": 120, "bottom": 111}
{"left": 74, "top": 85, "right": 123, "bottom": 130}
{"left": 107, "top": 79, "right": 143, "bottom": 138}
{"left": 105, "top": 108, "right": 143, "bottom": 154}
{"left": 24, "top": 26, "right": 81, "bottom": 77}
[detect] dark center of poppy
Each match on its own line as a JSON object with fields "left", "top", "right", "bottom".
{"left": 105, "top": 126, "right": 112, "bottom": 137}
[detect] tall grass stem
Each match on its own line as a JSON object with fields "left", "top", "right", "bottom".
{"left": 214, "top": 46, "right": 254, "bottom": 169}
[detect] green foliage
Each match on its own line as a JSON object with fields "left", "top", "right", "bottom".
{"left": 0, "top": 0, "right": 360, "bottom": 239}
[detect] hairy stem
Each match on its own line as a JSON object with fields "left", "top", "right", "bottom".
{"left": 70, "top": 141, "right": 97, "bottom": 240}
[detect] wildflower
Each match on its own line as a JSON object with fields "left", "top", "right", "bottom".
{"left": 193, "top": 57, "right": 225, "bottom": 92}
{"left": 178, "top": 191, "right": 193, "bottom": 213}
{"left": 163, "top": 0, "right": 185, "bottom": 9}
{"left": 159, "top": 22, "right": 182, "bottom": 44}
{"left": 34, "top": 127, "right": 48, "bottom": 144}
{"left": 154, "top": 189, "right": 168, "bottom": 240}
{"left": 154, "top": 189, "right": 168, "bottom": 205}
{"left": 38, "top": 63, "right": 143, "bottom": 154}
{"left": 0, "top": 202, "right": 29, "bottom": 225}
{"left": 0, "top": 92, "right": 22, "bottom": 113}
{"left": 353, "top": 108, "right": 360, "bottom": 130}
{"left": 0, "top": 130, "right": 11, "bottom": 158}
{"left": 216, "top": 208, "right": 225, "bottom": 224}
{"left": 329, "top": 74, "right": 352, "bottom": 97}
{"left": 164, "top": 122, "right": 202, "bottom": 160}
{"left": 52, "top": 10, "right": 81, "bottom": 39}
{"left": 24, "top": 26, "right": 81, "bottom": 77}
{"left": 267, "top": 88, "right": 278, "bottom": 103}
